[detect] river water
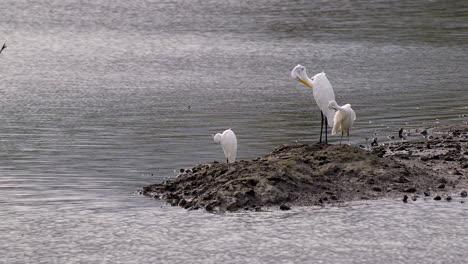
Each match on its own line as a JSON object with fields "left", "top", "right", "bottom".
{"left": 0, "top": 0, "right": 467, "bottom": 263}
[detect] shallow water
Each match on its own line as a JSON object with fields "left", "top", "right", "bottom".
{"left": 2, "top": 198, "right": 467, "bottom": 264}
{"left": 0, "top": 0, "right": 467, "bottom": 263}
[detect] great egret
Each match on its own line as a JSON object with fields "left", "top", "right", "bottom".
{"left": 328, "top": 100, "right": 356, "bottom": 144}
{"left": 291, "top": 64, "right": 336, "bottom": 143}
{"left": 213, "top": 128, "right": 237, "bottom": 163}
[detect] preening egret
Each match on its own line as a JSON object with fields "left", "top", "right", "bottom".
{"left": 213, "top": 128, "right": 237, "bottom": 163}
{"left": 328, "top": 100, "right": 356, "bottom": 144}
{"left": 291, "top": 64, "right": 336, "bottom": 143}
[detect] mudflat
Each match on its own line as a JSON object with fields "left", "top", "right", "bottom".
{"left": 142, "top": 124, "right": 467, "bottom": 212}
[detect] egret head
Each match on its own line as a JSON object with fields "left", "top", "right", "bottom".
{"left": 291, "top": 64, "right": 313, "bottom": 88}
{"left": 213, "top": 133, "right": 222, "bottom": 144}
{"left": 328, "top": 100, "right": 339, "bottom": 110}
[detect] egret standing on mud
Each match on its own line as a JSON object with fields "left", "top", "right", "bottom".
{"left": 328, "top": 100, "right": 356, "bottom": 144}
{"left": 291, "top": 65, "right": 336, "bottom": 143}
{"left": 213, "top": 128, "right": 237, "bottom": 163}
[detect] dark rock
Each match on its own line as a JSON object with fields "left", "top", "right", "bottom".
{"left": 434, "top": 196, "right": 442, "bottom": 201}
{"left": 179, "top": 168, "right": 185, "bottom": 173}
{"left": 398, "top": 128, "right": 404, "bottom": 140}
{"left": 366, "top": 178, "right": 375, "bottom": 185}
{"left": 424, "top": 191, "right": 431, "bottom": 197}
{"left": 279, "top": 204, "right": 291, "bottom": 211}
{"left": 178, "top": 199, "right": 187, "bottom": 207}
{"left": 437, "top": 183, "right": 445, "bottom": 189}
{"left": 372, "top": 187, "right": 382, "bottom": 192}
{"left": 445, "top": 196, "right": 452, "bottom": 201}
{"left": 404, "top": 187, "right": 417, "bottom": 193}
{"left": 461, "top": 191, "right": 467, "bottom": 198}
{"left": 420, "top": 130, "right": 428, "bottom": 137}
{"left": 420, "top": 156, "right": 429, "bottom": 161}
{"left": 397, "top": 154, "right": 410, "bottom": 159}
{"left": 395, "top": 176, "right": 410, "bottom": 183}
{"left": 412, "top": 196, "right": 418, "bottom": 201}
{"left": 402, "top": 195, "right": 409, "bottom": 203}
{"left": 205, "top": 204, "right": 214, "bottom": 212}
{"left": 438, "top": 178, "right": 447, "bottom": 184}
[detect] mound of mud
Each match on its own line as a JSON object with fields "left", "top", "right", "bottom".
{"left": 143, "top": 124, "right": 467, "bottom": 212}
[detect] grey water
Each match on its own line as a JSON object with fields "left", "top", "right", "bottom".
{"left": 0, "top": 0, "right": 467, "bottom": 263}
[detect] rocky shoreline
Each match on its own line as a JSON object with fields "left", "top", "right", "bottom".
{"left": 142, "top": 124, "right": 467, "bottom": 212}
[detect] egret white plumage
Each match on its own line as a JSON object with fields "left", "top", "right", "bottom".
{"left": 291, "top": 64, "right": 336, "bottom": 143}
{"left": 213, "top": 128, "right": 237, "bottom": 163}
{"left": 328, "top": 100, "right": 356, "bottom": 144}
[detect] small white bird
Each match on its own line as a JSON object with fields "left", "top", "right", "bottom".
{"left": 213, "top": 128, "right": 237, "bottom": 163}
{"left": 291, "top": 64, "right": 336, "bottom": 143}
{"left": 328, "top": 100, "right": 356, "bottom": 144}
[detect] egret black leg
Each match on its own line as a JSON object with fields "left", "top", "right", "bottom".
{"left": 226, "top": 158, "right": 229, "bottom": 163}
{"left": 319, "top": 112, "right": 324, "bottom": 143}
{"left": 340, "top": 132, "right": 343, "bottom": 145}
{"left": 325, "top": 117, "right": 328, "bottom": 143}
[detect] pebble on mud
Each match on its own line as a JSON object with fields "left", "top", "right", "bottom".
{"left": 461, "top": 191, "right": 467, "bottom": 198}
{"left": 279, "top": 204, "right": 291, "bottom": 211}
{"left": 434, "top": 196, "right": 442, "bottom": 201}
{"left": 445, "top": 196, "right": 452, "bottom": 201}
{"left": 402, "top": 195, "right": 409, "bottom": 203}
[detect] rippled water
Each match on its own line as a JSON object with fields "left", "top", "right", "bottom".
{"left": 1, "top": 0, "right": 467, "bottom": 263}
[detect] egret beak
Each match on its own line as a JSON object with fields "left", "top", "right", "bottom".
{"left": 297, "top": 77, "right": 313, "bottom": 88}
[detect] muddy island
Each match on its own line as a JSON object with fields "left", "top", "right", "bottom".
{"left": 142, "top": 124, "right": 467, "bottom": 212}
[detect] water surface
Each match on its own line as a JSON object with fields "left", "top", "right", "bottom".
{"left": 0, "top": 0, "right": 467, "bottom": 263}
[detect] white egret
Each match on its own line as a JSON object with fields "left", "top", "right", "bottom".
{"left": 291, "top": 64, "right": 336, "bottom": 143}
{"left": 213, "top": 128, "right": 237, "bottom": 163}
{"left": 328, "top": 100, "right": 356, "bottom": 144}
